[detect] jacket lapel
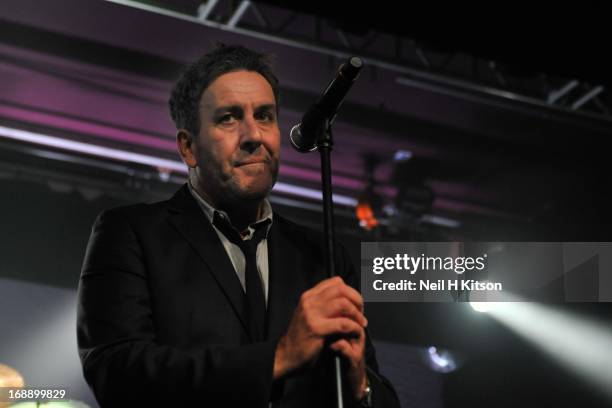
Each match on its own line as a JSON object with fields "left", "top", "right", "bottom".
{"left": 166, "top": 185, "right": 249, "bottom": 336}
{"left": 266, "top": 215, "right": 311, "bottom": 340}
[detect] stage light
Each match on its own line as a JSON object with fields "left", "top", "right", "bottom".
{"left": 393, "top": 150, "right": 413, "bottom": 161}
{"left": 0, "top": 363, "right": 25, "bottom": 408}
{"left": 469, "top": 297, "right": 502, "bottom": 313}
{"left": 424, "top": 346, "right": 459, "bottom": 373}
{"left": 0, "top": 363, "right": 24, "bottom": 388}
{"left": 0, "top": 125, "right": 185, "bottom": 172}
{"left": 0, "top": 125, "right": 358, "bottom": 207}
{"left": 482, "top": 297, "right": 612, "bottom": 401}
{"left": 356, "top": 199, "right": 379, "bottom": 230}
{"left": 469, "top": 301, "right": 493, "bottom": 313}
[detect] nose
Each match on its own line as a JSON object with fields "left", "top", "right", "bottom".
{"left": 239, "top": 115, "right": 262, "bottom": 152}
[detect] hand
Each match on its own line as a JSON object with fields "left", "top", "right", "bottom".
{"left": 274, "top": 276, "right": 368, "bottom": 384}
{"left": 330, "top": 321, "right": 368, "bottom": 402}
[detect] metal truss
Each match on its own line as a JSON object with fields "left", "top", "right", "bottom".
{"left": 108, "top": 0, "right": 610, "bottom": 123}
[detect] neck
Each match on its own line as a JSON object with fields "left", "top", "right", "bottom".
{"left": 221, "top": 200, "right": 264, "bottom": 232}
{"left": 191, "top": 182, "right": 265, "bottom": 232}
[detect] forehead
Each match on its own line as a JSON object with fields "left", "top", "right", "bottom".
{"left": 200, "top": 70, "right": 276, "bottom": 110}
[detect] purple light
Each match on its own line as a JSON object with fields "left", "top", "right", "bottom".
{"left": 274, "top": 182, "right": 358, "bottom": 207}
{"left": 0, "top": 125, "right": 359, "bottom": 206}
{"left": 0, "top": 104, "right": 176, "bottom": 152}
{"left": 0, "top": 125, "right": 185, "bottom": 171}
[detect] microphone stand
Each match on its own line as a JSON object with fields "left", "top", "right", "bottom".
{"left": 318, "top": 118, "right": 344, "bottom": 408}
{"left": 291, "top": 56, "right": 363, "bottom": 408}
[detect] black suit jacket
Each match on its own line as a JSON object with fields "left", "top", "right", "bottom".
{"left": 77, "top": 184, "right": 400, "bottom": 407}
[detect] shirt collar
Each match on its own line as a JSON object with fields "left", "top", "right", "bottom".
{"left": 187, "top": 181, "right": 273, "bottom": 238}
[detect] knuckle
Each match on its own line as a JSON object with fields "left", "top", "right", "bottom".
{"left": 337, "top": 298, "right": 350, "bottom": 313}
{"left": 340, "top": 319, "right": 351, "bottom": 332}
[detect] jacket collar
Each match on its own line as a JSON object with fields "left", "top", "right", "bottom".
{"left": 167, "top": 184, "right": 250, "bottom": 337}
{"left": 166, "top": 184, "right": 309, "bottom": 341}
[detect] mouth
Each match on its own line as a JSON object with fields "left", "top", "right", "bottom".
{"left": 236, "top": 161, "right": 265, "bottom": 167}
{"left": 235, "top": 158, "right": 268, "bottom": 167}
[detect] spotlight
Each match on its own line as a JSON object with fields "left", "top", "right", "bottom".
{"left": 423, "top": 346, "right": 459, "bottom": 373}
{"left": 356, "top": 198, "right": 379, "bottom": 230}
{"left": 470, "top": 302, "right": 492, "bottom": 313}
{"left": 0, "top": 363, "right": 25, "bottom": 408}
{"left": 470, "top": 302, "right": 502, "bottom": 313}
{"left": 393, "top": 150, "right": 413, "bottom": 161}
{"left": 465, "top": 278, "right": 497, "bottom": 311}
{"left": 356, "top": 153, "right": 383, "bottom": 231}
{"left": 484, "top": 298, "right": 612, "bottom": 401}
{"left": 0, "top": 363, "right": 24, "bottom": 388}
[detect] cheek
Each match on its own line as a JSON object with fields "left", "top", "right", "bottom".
{"left": 266, "top": 131, "right": 281, "bottom": 158}
{"left": 213, "top": 143, "right": 235, "bottom": 165}
{"left": 199, "top": 136, "right": 237, "bottom": 171}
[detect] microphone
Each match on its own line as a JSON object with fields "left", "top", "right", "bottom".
{"left": 290, "top": 56, "right": 363, "bottom": 152}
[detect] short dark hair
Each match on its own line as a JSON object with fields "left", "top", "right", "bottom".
{"left": 169, "top": 43, "right": 280, "bottom": 135}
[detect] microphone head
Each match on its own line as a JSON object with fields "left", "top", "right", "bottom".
{"left": 290, "top": 57, "right": 364, "bottom": 153}
{"left": 349, "top": 56, "right": 363, "bottom": 69}
{"left": 289, "top": 123, "right": 318, "bottom": 153}
{"left": 340, "top": 57, "right": 363, "bottom": 81}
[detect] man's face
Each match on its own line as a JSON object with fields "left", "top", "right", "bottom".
{"left": 186, "top": 70, "right": 280, "bottom": 206}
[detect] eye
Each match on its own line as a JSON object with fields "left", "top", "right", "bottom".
{"left": 255, "top": 111, "right": 275, "bottom": 122}
{"left": 217, "top": 114, "right": 236, "bottom": 125}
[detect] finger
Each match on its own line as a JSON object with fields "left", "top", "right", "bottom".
{"left": 308, "top": 276, "right": 345, "bottom": 297}
{"left": 329, "top": 338, "right": 352, "bottom": 358}
{"left": 300, "top": 276, "right": 342, "bottom": 310}
{"left": 325, "top": 297, "right": 367, "bottom": 327}
{"left": 302, "top": 277, "right": 363, "bottom": 311}
{"left": 314, "top": 317, "right": 363, "bottom": 338}
{"left": 308, "top": 278, "right": 364, "bottom": 311}
{"left": 317, "top": 282, "right": 364, "bottom": 312}
{"left": 329, "top": 337, "right": 365, "bottom": 364}
{"left": 299, "top": 277, "right": 344, "bottom": 306}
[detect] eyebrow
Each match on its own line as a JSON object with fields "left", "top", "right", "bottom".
{"left": 212, "top": 103, "right": 277, "bottom": 116}
{"left": 254, "top": 104, "right": 276, "bottom": 113}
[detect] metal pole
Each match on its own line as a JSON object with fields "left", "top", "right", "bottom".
{"left": 318, "top": 121, "right": 344, "bottom": 408}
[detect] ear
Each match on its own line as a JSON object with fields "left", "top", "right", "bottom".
{"left": 176, "top": 129, "right": 197, "bottom": 168}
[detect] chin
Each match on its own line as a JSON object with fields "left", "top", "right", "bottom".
{"left": 232, "top": 182, "right": 274, "bottom": 202}
{"left": 221, "top": 167, "right": 277, "bottom": 201}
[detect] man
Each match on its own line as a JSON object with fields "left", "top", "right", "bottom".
{"left": 77, "top": 44, "right": 400, "bottom": 408}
